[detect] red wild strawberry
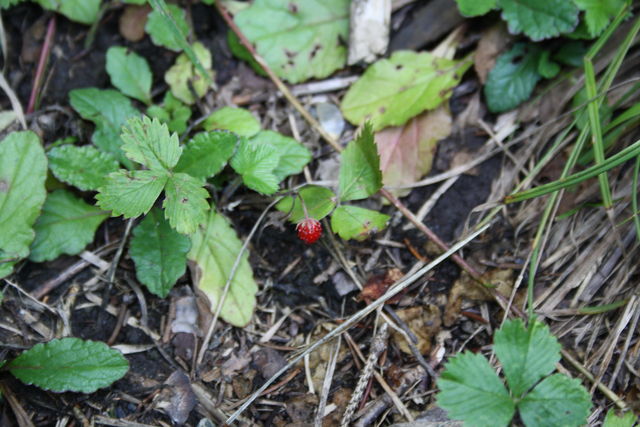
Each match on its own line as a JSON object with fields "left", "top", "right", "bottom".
{"left": 296, "top": 218, "right": 322, "bottom": 244}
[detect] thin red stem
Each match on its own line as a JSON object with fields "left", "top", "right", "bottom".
{"left": 27, "top": 15, "right": 56, "bottom": 114}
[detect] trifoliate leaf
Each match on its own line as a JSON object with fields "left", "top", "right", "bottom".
{"left": 338, "top": 124, "right": 383, "bottom": 201}
{"left": 7, "top": 337, "right": 129, "bottom": 393}
{"left": 537, "top": 50, "right": 560, "bottom": 79}
{"left": 129, "top": 207, "right": 191, "bottom": 297}
{"left": 497, "top": 0, "right": 579, "bottom": 41}
{"left": 493, "top": 319, "right": 561, "bottom": 397}
{"left": 165, "top": 42, "right": 214, "bottom": 105}
{"left": 574, "top": 0, "right": 625, "bottom": 38}
{"left": 96, "top": 170, "right": 168, "bottom": 218}
{"left": 188, "top": 210, "right": 257, "bottom": 327}
{"left": 106, "top": 46, "right": 153, "bottom": 105}
{"left": 121, "top": 116, "right": 182, "bottom": 171}
{"left": 145, "top": 3, "right": 189, "bottom": 51}
{"left": 518, "top": 374, "right": 591, "bottom": 427}
{"left": 276, "top": 185, "right": 337, "bottom": 223}
{"left": 455, "top": 0, "right": 496, "bottom": 17}
{"left": 234, "top": 0, "right": 349, "bottom": 83}
{"left": 29, "top": 190, "right": 108, "bottom": 262}
{"left": 48, "top": 145, "right": 120, "bottom": 191}
{"left": 437, "top": 352, "right": 515, "bottom": 427}
{"left": 35, "top": 0, "right": 101, "bottom": 25}
{"left": 202, "top": 106, "right": 261, "bottom": 137}
{"left": 330, "top": 205, "right": 389, "bottom": 241}
{"left": 230, "top": 139, "right": 280, "bottom": 195}
{"left": 341, "top": 51, "right": 471, "bottom": 131}
{"left": 602, "top": 409, "right": 637, "bottom": 427}
{"left": 249, "top": 130, "right": 311, "bottom": 181}
{"left": 163, "top": 173, "right": 210, "bottom": 235}
{"left": 0, "top": 131, "right": 47, "bottom": 279}
{"left": 147, "top": 92, "right": 192, "bottom": 134}
{"left": 69, "top": 88, "right": 139, "bottom": 167}
{"left": 484, "top": 43, "right": 542, "bottom": 113}
{"left": 174, "top": 131, "right": 238, "bottom": 179}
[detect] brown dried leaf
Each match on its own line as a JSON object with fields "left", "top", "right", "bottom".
{"left": 474, "top": 24, "right": 510, "bottom": 84}
{"left": 156, "top": 371, "right": 197, "bottom": 425}
{"left": 358, "top": 268, "right": 404, "bottom": 303}
{"left": 119, "top": 4, "right": 151, "bottom": 42}
{"left": 376, "top": 106, "right": 451, "bottom": 197}
{"left": 390, "top": 305, "right": 441, "bottom": 355}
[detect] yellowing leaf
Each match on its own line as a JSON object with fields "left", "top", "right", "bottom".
{"left": 188, "top": 210, "right": 257, "bottom": 327}
{"left": 165, "top": 42, "right": 214, "bottom": 105}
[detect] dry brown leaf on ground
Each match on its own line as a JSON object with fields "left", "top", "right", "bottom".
{"left": 376, "top": 106, "right": 452, "bottom": 197}
{"left": 473, "top": 24, "right": 510, "bottom": 85}
{"left": 119, "top": 4, "right": 151, "bottom": 42}
{"left": 390, "top": 304, "right": 442, "bottom": 355}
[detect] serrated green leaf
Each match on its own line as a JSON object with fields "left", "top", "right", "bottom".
{"left": 497, "top": 0, "right": 579, "bottom": 41}
{"left": 7, "top": 337, "right": 128, "bottom": 393}
{"left": 518, "top": 374, "right": 591, "bottom": 427}
{"left": 48, "top": 145, "right": 120, "bottom": 191}
{"left": 574, "top": 0, "right": 625, "bottom": 38}
{"left": 330, "top": 205, "right": 389, "bottom": 241}
{"left": 455, "top": 0, "right": 496, "bottom": 17}
{"left": 145, "top": 3, "right": 189, "bottom": 51}
{"left": 250, "top": 130, "right": 311, "bottom": 181}
{"left": 188, "top": 210, "right": 257, "bottom": 327}
{"left": 0, "top": 131, "right": 47, "bottom": 278}
{"left": 106, "top": 47, "right": 153, "bottom": 105}
{"left": 165, "top": 42, "right": 214, "bottom": 105}
{"left": 35, "top": 0, "right": 101, "bottom": 24}
{"left": 121, "top": 116, "right": 182, "bottom": 171}
{"left": 484, "top": 43, "right": 542, "bottom": 113}
{"left": 163, "top": 173, "right": 210, "bottom": 235}
{"left": 96, "top": 170, "right": 168, "bottom": 218}
{"left": 69, "top": 88, "right": 139, "bottom": 167}
{"left": 235, "top": 0, "right": 349, "bottom": 84}
{"left": 276, "top": 185, "right": 337, "bottom": 223}
{"left": 338, "top": 124, "right": 383, "bottom": 201}
{"left": 230, "top": 138, "right": 280, "bottom": 195}
{"left": 174, "top": 131, "right": 238, "bottom": 179}
{"left": 147, "top": 92, "right": 192, "bottom": 134}
{"left": 493, "top": 319, "right": 561, "bottom": 397}
{"left": 29, "top": 190, "right": 108, "bottom": 262}
{"left": 341, "top": 51, "right": 471, "bottom": 131}
{"left": 203, "top": 107, "right": 261, "bottom": 137}
{"left": 602, "top": 409, "right": 638, "bottom": 427}
{"left": 129, "top": 208, "right": 191, "bottom": 297}
{"left": 537, "top": 50, "right": 560, "bottom": 79}
{"left": 436, "top": 352, "right": 515, "bottom": 427}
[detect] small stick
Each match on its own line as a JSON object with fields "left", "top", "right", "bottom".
{"left": 27, "top": 16, "right": 56, "bottom": 114}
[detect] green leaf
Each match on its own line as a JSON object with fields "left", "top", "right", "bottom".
{"left": 553, "top": 41, "right": 587, "bottom": 67}
{"left": 227, "top": 30, "right": 266, "bottom": 76}
{"left": 202, "top": 107, "right": 261, "bottom": 137}
{"left": 48, "top": 145, "right": 120, "bottom": 191}
{"left": 249, "top": 130, "right": 311, "bottom": 181}
{"left": 537, "top": 50, "right": 560, "bottom": 79}
{"left": 29, "top": 190, "right": 108, "bottom": 262}
{"left": 497, "top": 0, "right": 579, "bottom": 41}
{"left": 0, "top": 131, "right": 48, "bottom": 278}
{"left": 230, "top": 138, "right": 280, "bottom": 195}
{"left": 455, "top": 0, "right": 496, "bottom": 16}
{"left": 121, "top": 116, "right": 182, "bottom": 171}
{"left": 7, "top": 337, "right": 128, "bottom": 393}
{"left": 602, "top": 409, "right": 638, "bottom": 427}
{"left": 275, "top": 185, "right": 337, "bottom": 223}
{"left": 174, "top": 131, "right": 238, "bottom": 179}
{"left": 35, "top": 0, "right": 101, "bottom": 25}
{"left": 518, "top": 374, "right": 591, "bottom": 427}
{"left": 493, "top": 319, "right": 561, "bottom": 397}
{"left": 330, "top": 205, "right": 389, "bottom": 241}
{"left": 338, "top": 124, "right": 383, "bottom": 201}
{"left": 69, "top": 88, "right": 139, "bottom": 167}
{"left": 574, "top": 0, "right": 625, "bottom": 38}
{"left": 341, "top": 51, "right": 471, "bottom": 131}
{"left": 484, "top": 43, "right": 542, "bottom": 113}
{"left": 129, "top": 208, "right": 191, "bottom": 297}
{"left": 188, "top": 210, "right": 258, "bottom": 327}
{"left": 145, "top": 3, "right": 190, "bottom": 51}
{"left": 163, "top": 173, "right": 210, "bottom": 235}
{"left": 234, "top": 0, "right": 349, "bottom": 83}
{"left": 437, "top": 352, "right": 515, "bottom": 427}
{"left": 0, "top": 0, "right": 26, "bottom": 9}
{"left": 106, "top": 47, "right": 153, "bottom": 105}
{"left": 96, "top": 170, "right": 168, "bottom": 218}
{"left": 147, "top": 92, "right": 192, "bottom": 134}
{"left": 165, "top": 42, "right": 214, "bottom": 105}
